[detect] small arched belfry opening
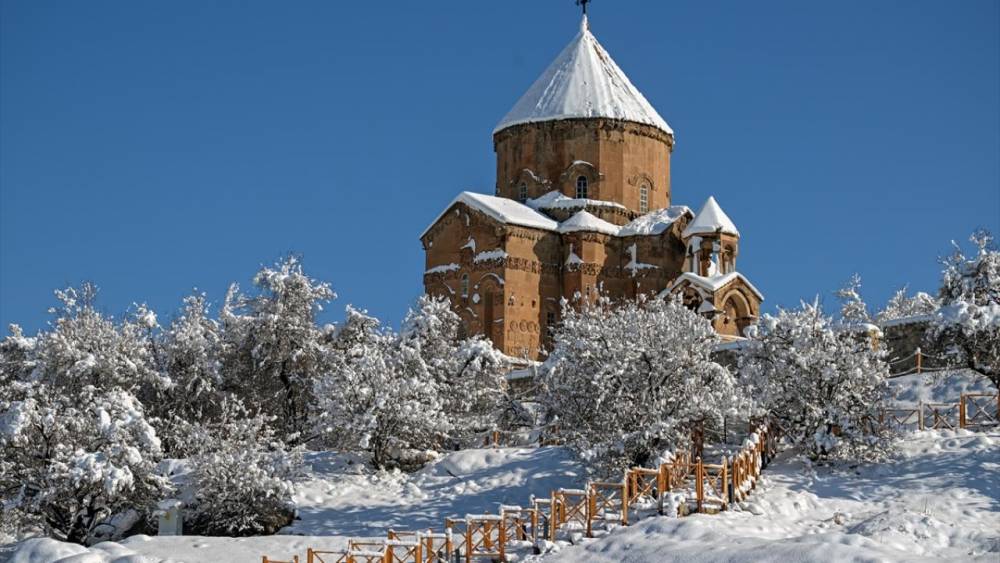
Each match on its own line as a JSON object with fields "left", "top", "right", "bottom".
{"left": 718, "top": 289, "right": 754, "bottom": 337}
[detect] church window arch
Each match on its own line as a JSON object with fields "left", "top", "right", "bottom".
{"left": 639, "top": 184, "right": 649, "bottom": 213}
{"left": 519, "top": 183, "right": 528, "bottom": 203}
{"left": 575, "top": 176, "right": 588, "bottom": 199}
{"left": 460, "top": 274, "right": 469, "bottom": 299}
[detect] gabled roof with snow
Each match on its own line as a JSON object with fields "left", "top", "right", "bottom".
{"left": 682, "top": 196, "right": 740, "bottom": 239}
{"left": 526, "top": 190, "right": 627, "bottom": 212}
{"left": 557, "top": 210, "right": 621, "bottom": 235}
{"left": 665, "top": 271, "right": 765, "bottom": 301}
{"left": 421, "top": 191, "right": 559, "bottom": 238}
{"left": 424, "top": 191, "right": 699, "bottom": 242}
{"left": 618, "top": 205, "right": 692, "bottom": 236}
{"left": 494, "top": 16, "right": 672, "bottom": 136}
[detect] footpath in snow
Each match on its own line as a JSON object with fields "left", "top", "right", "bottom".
{"left": 529, "top": 429, "right": 1000, "bottom": 562}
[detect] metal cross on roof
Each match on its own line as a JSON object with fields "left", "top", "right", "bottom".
{"left": 576, "top": 0, "right": 590, "bottom": 16}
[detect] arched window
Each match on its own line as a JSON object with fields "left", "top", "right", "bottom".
{"left": 639, "top": 184, "right": 649, "bottom": 213}
{"left": 460, "top": 274, "right": 469, "bottom": 299}
{"left": 575, "top": 175, "right": 588, "bottom": 199}
{"left": 518, "top": 183, "right": 528, "bottom": 203}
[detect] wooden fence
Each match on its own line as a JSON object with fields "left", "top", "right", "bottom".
{"left": 264, "top": 392, "right": 997, "bottom": 563}
{"left": 264, "top": 421, "right": 779, "bottom": 563}
{"left": 877, "top": 393, "right": 999, "bottom": 432}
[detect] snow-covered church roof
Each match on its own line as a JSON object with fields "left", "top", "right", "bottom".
{"left": 682, "top": 196, "right": 740, "bottom": 239}
{"left": 557, "top": 210, "right": 620, "bottom": 235}
{"left": 494, "top": 16, "right": 672, "bottom": 136}
{"left": 421, "top": 191, "right": 559, "bottom": 238}
{"left": 668, "top": 272, "right": 765, "bottom": 301}
{"left": 422, "top": 190, "right": 691, "bottom": 239}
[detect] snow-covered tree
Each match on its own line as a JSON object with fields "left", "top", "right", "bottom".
{"left": 32, "top": 284, "right": 166, "bottom": 396}
{"left": 540, "top": 296, "right": 741, "bottom": 475}
{"left": 220, "top": 256, "right": 335, "bottom": 442}
{"left": 933, "top": 230, "right": 1000, "bottom": 388}
{"left": 0, "top": 288, "right": 170, "bottom": 544}
{"left": 315, "top": 306, "right": 448, "bottom": 469}
{"left": 186, "top": 399, "right": 301, "bottom": 536}
{"left": 399, "top": 295, "right": 508, "bottom": 442}
{"left": 739, "top": 299, "right": 892, "bottom": 460}
{"left": 835, "top": 274, "right": 870, "bottom": 325}
{"left": 0, "top": 324, "right": 36, "bottom": 388}
{"left": 0, "top": 382, "right": 168, "bottom": 544}
{"left": 149, "top": 293, "right": 226, "bottom": 456}
{"left": 875, "top": 286, "right": 940, "bottom": 324}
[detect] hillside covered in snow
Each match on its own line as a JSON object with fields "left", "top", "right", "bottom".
{"left": 8, "top": 427, "right": 999, "bottom": 562}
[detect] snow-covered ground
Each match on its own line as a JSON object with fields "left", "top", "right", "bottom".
{"left": 8, "top": 428, "right": 999, "bottom": 563}
{"left": 530, "top": 429, "right": 1000, "bottom": 562}
{"left": 6, "top": 367, "right": 998, "bottom": 563}
{"left": 7, "top": 447, "right": 586, "bottom": 563}
{"left": 889, "top": 369, "right": 995, "bottom": 406}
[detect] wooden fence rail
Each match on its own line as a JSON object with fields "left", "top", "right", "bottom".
{"left": 265, "top": 393, "right": 997, "bottom": 563}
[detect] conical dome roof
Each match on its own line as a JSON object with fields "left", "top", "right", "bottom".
{"left": 682, "top": 196, "right": 740, "bottom": 238}
{"left": 494, "top": 16, "right": 672, "bottom": 136}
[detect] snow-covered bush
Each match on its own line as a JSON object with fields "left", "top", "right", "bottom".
{"left": 0, "top": 324, "right": 36, "bottom": 388}
{"left": 739, "top": 300, "right": 893, "bottom": 460}
{"left": 186, "top": 399, "right": 301, "bottom": 536}
{"left": 148, "top": 293, "right": 226, "bottom": 456}
{"left": 314, "top": 297, "right": 509, "bottom": 469}
{"left": 315, "top": 306, "right": 448, "bottom": 469}
{"left": 932, "top": 230, "right": 1000, "bottom": 388}
{"left": 0, "top": 382, "right": 168, "bottom": 544}
{"left": 540, "top": 296, "right": 741, "bottom": 475}
{"left": 220, "top": 256, "right": 336, "bottom": 442}
{"left": 875, "top": 286, "right": 939, "bottom": 324}
{"left": 399, "top": 295, "right": 509, "bottom": 442}
{"left": 32, "top": 284, "right": 166, "bottom": 396}
{"left": 836, "top": 274, "right": 871, "bottom": 324}
{"left": 0, "top": 287, "right": 170, "bottom": 544}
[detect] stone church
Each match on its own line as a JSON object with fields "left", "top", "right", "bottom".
{"left": 421, "top": 16, "right": 763, "bottom": 360}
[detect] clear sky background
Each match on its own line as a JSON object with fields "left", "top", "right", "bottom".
{"left": 2, "top": 0, "right": 998, "bottom": 333}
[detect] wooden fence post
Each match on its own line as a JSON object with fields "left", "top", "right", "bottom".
{"left": 657, "top": 464, "right": 666, "bottom": 515}
{"left": 722, "top": 456, "right": 729, "bottom": 510}
{"left": 918, "top": 401, "right": 925, "bottom": 431}
{"left": 621, "top": 471, "right": 629, "bottom": 525}
{"left": 498, "top": 517, "right": 506, "bottom": 562}
{"left": 549, "top": 490, "right": 557, "bottom": 542}
{"left": 695, "top": 457, "right": 704, "bottom": 513}
{"left": 960, "top": 394, "right": 967, "bottom": 428}
{"left": 916, "top": 347, "right": 922, "bottom": 374}
{"left": 586, "top": 485, "right": 594, "bottom": 537}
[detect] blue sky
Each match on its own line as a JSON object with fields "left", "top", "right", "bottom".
{"left": 2, "top": 0, "right": 998, "bottom": 333}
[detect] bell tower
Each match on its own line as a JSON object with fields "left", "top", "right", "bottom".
{"left": 682, "top": 197, "right": 740, "bottom": 277}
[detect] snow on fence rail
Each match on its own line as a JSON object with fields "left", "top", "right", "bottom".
{"left": 264, "top": 392, "right": 998, "bottom": 563}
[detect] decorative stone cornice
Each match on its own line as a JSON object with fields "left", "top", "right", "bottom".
{"left": 492, "top": 118, "right": 674, "bottom": 149}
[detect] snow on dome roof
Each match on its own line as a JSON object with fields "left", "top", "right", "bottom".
{"left": 421, "top": 191, "right": 558, "bottom": 238}
{"left": 557, "top": 210, "right": 621, "bottom": 235}
{"left": 682, "top": 196, "right": 740, "bottom": 239}
{"left": 494, "top": 15, "right": 672, "bottom": 136}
